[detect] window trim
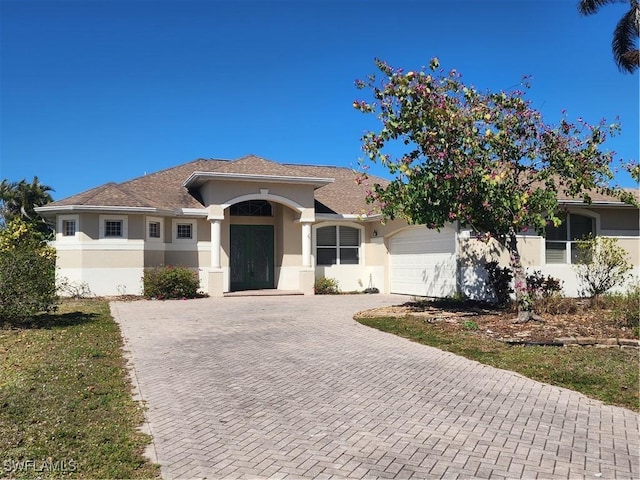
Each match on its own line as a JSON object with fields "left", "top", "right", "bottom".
{"left": 544, "top": 209, "right": 599, "bottom": 265}
{"left": 99, "top": 215, "right": 128, "bottom": 240}
{"left": 172, "top": 219, "right": 197, "bottom": 243}
{"left": 57, "top": 214, "right": 79, "bottom": 241}
{"left": 314, "top": 223, "right": 363, "bottom": 266}
{"left": 146, "top": 216, "right": 164, "bottom": 242}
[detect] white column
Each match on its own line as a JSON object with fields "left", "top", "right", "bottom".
{"left": 210, "top": 219, "right": 221, "bottom": 268}
{"left": 301, "top": 222, "right": 312, "bottom": 268}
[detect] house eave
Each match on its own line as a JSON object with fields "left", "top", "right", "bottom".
{"left": 315, "top": 213, "right": 382, "bottom": 222}
{"left": 183, "top": 171, "right": 335, "bottom": 189}
{"left": 559, "top": 200, "right": 638, "bottom": 208}
{"left": 35, "top": 205, "right": 177, "bottom": 216}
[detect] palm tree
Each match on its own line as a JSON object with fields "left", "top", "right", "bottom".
{"left": 0, "top": 177, "right": 54, "bottom": 236}
{"left": 579, "top": 0, "right": 640, "bottom": 73}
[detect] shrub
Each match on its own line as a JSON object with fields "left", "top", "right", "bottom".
{"left": 0, "top": 219, "right": 57, "bottom": 323}
{"left": 525, "top": 270, "right": 564, "bottom": 313}
{"left": 526, "top": 270, "right": 563, "bottom": 298}
{"left": 57, "top": 277, "right": 94, "bottom": 298}
{"left": 484, "top": 262, "right": 564, "bottom": 312}
{"left": 314, "top": 276, "right": 340, "bottom": 295}
{"left": 143, "top": 266, "right": 200, "bottom": 300}
{"left": 574, "top": 235, "right": 632, "bottom": 298}
{"left": 483, "top": 261, "right": 513, "bottom": 307}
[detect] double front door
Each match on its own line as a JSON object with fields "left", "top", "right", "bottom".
{"left": 230, "top": 225, "right": 274, "bottom": 291}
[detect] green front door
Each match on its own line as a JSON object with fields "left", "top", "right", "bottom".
{"left": 230, "top": 225, "right": 275, "bottom": 291}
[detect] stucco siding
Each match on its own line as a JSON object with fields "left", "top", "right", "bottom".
{"left": 56, "top": 267, "right": 144, "bottom": 296}
{"left": 615, "top": 237, "right": 640, "bottom": 265}
{"left": 203, "top": 180, "right": 316, "bottom": 212}
{"left": 280, "top": 209, "right": 302, "bottom": 267}
{"left": 128, "top": 215, "right": 144, "bottom": 240}
{"left": 56, "top": 249, "right": 84, "bottom": 268}
{"left": 593, "top": 207, "right": 639, "bottom": 233}
{"left": 81, "top": 248, "right": 143, "bottom": 268}
{"left": 165, "top": 250, "right": 202, "bottom": 268}
{"left": 144, "top": 249, "right": 165, "bottom": 268}
{"left": 315, "top": 265, "right": 384, "bottom": 293}
{"left": 196, "top": 218, "right": 210, "bottom": 242}
{"left": 81, "top": 214, "right": 100, "bottom": 240}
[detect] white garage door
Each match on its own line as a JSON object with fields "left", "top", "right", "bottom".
{"left": 389, "top": 225, "right": 458, "bottom": 297}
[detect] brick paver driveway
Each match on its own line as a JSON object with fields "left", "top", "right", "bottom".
{"left": 111, "top": 295, "right": 639, "bottom": 479}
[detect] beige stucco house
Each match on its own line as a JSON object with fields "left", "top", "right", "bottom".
{"left": 36, "top": 155, "right": 639, "bottom": 298}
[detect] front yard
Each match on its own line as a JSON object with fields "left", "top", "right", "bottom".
{"left": 0, "top": 295, "right": 637, "bottom": 480}
{"left": 0, "top": 300, "right": 158, "bottom": 479}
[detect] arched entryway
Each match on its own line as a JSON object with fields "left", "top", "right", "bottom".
{"left": 229, "top": 201, "right": 276, "bottom": 291}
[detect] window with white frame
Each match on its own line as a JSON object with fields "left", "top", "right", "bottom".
{"left": 146, "top": 217, "right": 164, "bottom": 242}
{"left": 58, "top": 215, "right": 79, "bottom": 239}
{"left": 545, "top": 213, "right": 595, "bottom": 264}
{"left": 99, "top": 215, "right": 128, "bottom": 239}
{"left": 172, "top": 219, "right": 197, "bottom": 242}
{"left": 316, "top": 225, "right": 360, "bottom": 265}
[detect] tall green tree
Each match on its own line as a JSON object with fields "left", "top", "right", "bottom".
{"left": 0, "top": 176, "right": 54, "bottom": 237}
{"left": 579, "top": 0, "right": 639, "bottom": 73}
{"left": 354, "top": 58, "right": 636, "bottom": 321}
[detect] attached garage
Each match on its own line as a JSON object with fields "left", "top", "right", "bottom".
{"left": 389, "top": 225, "right": 458, "bottom": 297}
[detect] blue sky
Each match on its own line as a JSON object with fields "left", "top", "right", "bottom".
{"left": 1, "top": 0, "right": 638, "bottom": 201}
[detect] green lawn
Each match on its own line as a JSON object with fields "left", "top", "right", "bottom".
{"left": 0, "top": 300, "right": 158, "bottom": 479}
{"left": 357, "top": 315, "right": 639, "bottom": 412}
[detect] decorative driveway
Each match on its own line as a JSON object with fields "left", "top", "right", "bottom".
{"left": 111, "top": 295, "right": 639, "bottom": 479}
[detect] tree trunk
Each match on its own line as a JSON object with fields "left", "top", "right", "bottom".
{"left": 504, "top": 230, "right": 544, "bottom": 323}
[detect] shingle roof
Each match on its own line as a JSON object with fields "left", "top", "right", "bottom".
{"left": 46, "top": 155, "right": 386, "bottom": 215}
{"left": 43, "top": 154, "right": 635, "bottom": 216}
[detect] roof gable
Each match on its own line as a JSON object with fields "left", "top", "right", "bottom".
{"left": 49, "top": 182, "right": 157, "bottom": 208}
{"left": 212, "top": 154, "right": 316, "bottom": 178}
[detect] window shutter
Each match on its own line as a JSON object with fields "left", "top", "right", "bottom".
{"left": 339, "top": 227, "right": 359, "bottom": 246}
{"left": 317, "top": 226, "right": 337, "bottom": 246}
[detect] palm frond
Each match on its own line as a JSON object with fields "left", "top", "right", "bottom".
{"left": 612, "top": 4, "right": 640, "bottom": 72}
{"left": 579, "top": 0, "right": 628, "bottom": 15}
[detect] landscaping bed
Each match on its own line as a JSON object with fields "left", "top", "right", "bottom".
{"left": 355, "top": 299, "right": 639, "bottom": 345}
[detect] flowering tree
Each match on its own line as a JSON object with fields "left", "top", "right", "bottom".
{"left": 354, "top": 58, "right": 637, "bottom": 321}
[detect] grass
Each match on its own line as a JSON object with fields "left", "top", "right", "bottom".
{"left": 357, "top": 315, "right": 639, "bottom": 412}
{"left": 0, "top": 299, "right": 159, "bottom": 479}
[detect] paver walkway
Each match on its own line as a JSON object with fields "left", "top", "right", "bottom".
{"left": 111, "top": 295, "right": 640, "bottom": 479}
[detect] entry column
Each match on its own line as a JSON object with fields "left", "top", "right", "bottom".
{"left": 300, "top": 221, "right": 314, "bottom": 294}
{"left": 210, "top": 219, "right": 221, "bottom": 268}
{"left": 301, "top": 222, "right": 312, "bottom": 268}
{"left": 207, "top": 217, "right": 224, "bottom": 297}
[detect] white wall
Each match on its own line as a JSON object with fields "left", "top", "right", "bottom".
{"left": 57, "top": 267, "right": 144, "bottom": 297}
{"left": 315, "top": 265, "right": 385, "bottom": 293}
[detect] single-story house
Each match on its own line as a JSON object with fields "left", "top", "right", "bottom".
{"left": 36, "top": 154, "right": 639, "bottom": 298}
